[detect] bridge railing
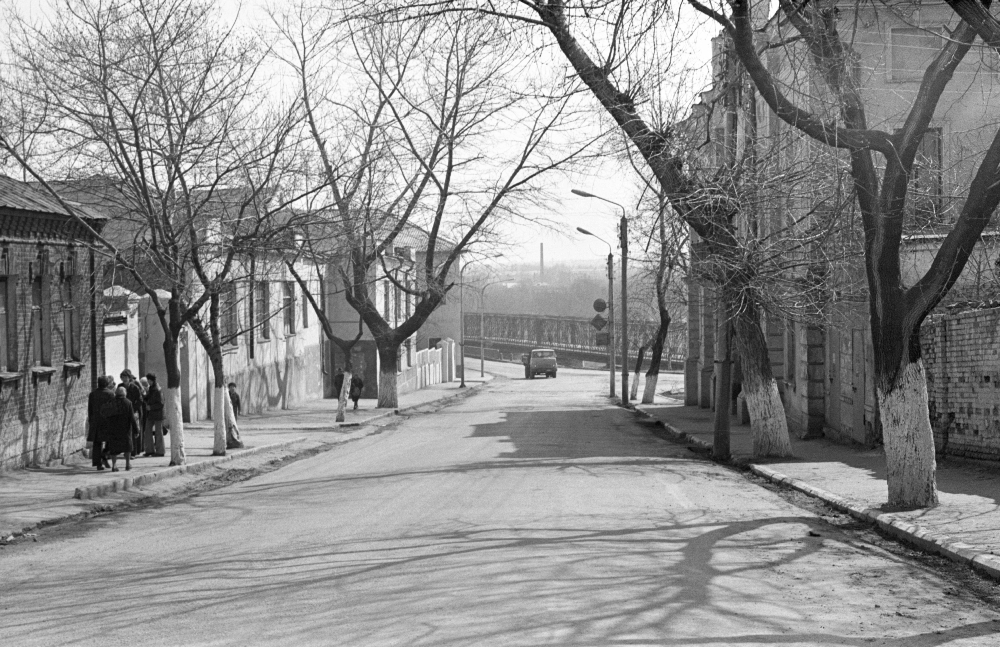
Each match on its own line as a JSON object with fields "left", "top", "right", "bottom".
{"left": 462, "top": 312, "right": 685, "bottom": 369}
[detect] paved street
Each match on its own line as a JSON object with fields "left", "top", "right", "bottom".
{"left": 2, "top": 364, "right": 999, "bottom": 646}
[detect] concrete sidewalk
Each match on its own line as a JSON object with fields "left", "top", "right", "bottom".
{"left": 636, "top": 401, "right": 1000, "bottom": 581}
{"left": 0, "top": 376, "right": 492, "bottom": 539}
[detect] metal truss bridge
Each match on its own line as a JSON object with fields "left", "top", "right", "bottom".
{"left": 461, "top": 312, "right": 683, "bottom": 370}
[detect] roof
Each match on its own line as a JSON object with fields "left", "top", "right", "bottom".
{"left": 390, "top": 222, "right": 457, "bottom": 255}
{"left": 0, "top": 174, "right": 108, "bottom": 220}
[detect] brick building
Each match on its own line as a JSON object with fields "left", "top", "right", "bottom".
{"left": 0, "top": 175, "right": 106, "bottom": 470}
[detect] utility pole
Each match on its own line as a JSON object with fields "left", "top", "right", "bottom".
{"left": 459, "top": 261, "right": 467, "bottom": 388}
{"left": 607, "top": 252, "right": 615, "bottom": 398}
{"left": 712, "top": 37, "right": 740, "bottom": 461}
{"left": 572, "top": 188, "right": 628, "bottom": 403}
{"left": 620, "top": 214, "right": 628, "bottom": 404}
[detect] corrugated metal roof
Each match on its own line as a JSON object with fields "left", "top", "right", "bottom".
{"left": 0, "top": 174, "right": 108, "bottom": 220}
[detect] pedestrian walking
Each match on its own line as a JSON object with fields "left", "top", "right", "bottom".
{"left": 225, "top": 381, "right": 244, "bottom": 450}
{"left": 121, "top": 369, "right": 144, "bottom": 456}
{"left": 102, "top": 387, "right": 137, "bottom": 472}
{"left": 86, "top": 376, "right": 115, "bottom": 471}
{"left": 349, "top": 374, "right": 364, "bottom": 411}
{"left": 227, "top": 382, "right": 241, "bottom": 420}
{"left": 143, "top": 373, "right": 166, "bottom": 457}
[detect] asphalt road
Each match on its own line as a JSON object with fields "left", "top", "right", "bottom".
{"left": 2, "top": 363, "right": 999, "bottom": 646}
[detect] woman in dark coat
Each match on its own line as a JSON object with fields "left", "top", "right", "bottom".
{"left": 349, "top": 374, "right": 364, "bottom": 411}
{"left": 143, "top": 373, "right": 166, "bottom": 457}
{"left": 87, "top": 375, "right": 114, "bottom": 470}
{"left": 103, "top": 387, "right": 137, "bottom": 472}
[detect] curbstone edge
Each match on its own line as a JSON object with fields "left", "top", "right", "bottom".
{"left": 73, "top": 437, "right": 306, "bottom": 501}
{"left": 748, "top": 463, "right": 1000, "bottom": 583}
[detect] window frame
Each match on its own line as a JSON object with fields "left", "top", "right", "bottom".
{"left": 221, "top": 283, "right": 239, "bottom": 347}
{"left": 255, "top": 280, "right": 270, "bottom": 341}
{"left": 282, "top": 280, "right": 296, "bottom": 335}
{"left": 30, "top": 249, "right": 52, "bottom": 367}
{"left": 60, "top": 250, "right": 80, "bottom": 362}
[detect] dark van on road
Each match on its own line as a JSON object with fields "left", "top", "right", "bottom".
{"left": 521, "top": 348, "right": 558, "bottom": 379}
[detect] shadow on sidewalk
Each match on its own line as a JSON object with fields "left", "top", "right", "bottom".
{"left": 647, "top": 403, "right": 1000, "bottom": 506}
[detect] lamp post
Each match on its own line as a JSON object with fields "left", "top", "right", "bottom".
{"left": 573, "top": 188, "right": 629, "bottom": 404}
{"left": 576, "top": 227, "right": 615, "bottom": 398}
{"left": 477, "top": 278, "right": 514, "bottom": 377}
{"left": 458, "top": 255, "right": 501, "bottom": 387}
{"left": 459, "top": 260, "right": 469, "bottom": 388}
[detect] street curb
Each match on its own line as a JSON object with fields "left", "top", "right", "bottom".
{"left": 632, "top": 405, "right": 713, "bottom": 452}
{"left": 749, "top": 464, "right": 1000, "bottom": 582}
{"left": 631, "top": 405, "right": 1000, "bottom": 582}
{"left": 395, "top": 379, "right": 491, "bottom": 415}
{"left": 183, "top": 411, "right": 397, "bottom": 431}
{"left": 69, "top": 382, "right": 491, "bottom": 502}
{"left": 72, "top": 437, "right": 307, "bottom": 501}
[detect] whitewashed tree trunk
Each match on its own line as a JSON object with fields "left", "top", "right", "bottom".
{"left": 630, "top": 371, "right": 640, "bottom": 400}
{"left": 879, "top": 359, "right": 938, "bottom": 509}
{"left": 224, "top": 388, "right": 243, "bottom": 449}
{"left": 731, "top": 300, "right": 792, "bottom": 459}
{"left": 164, "top": 386, "right": 186, "bottom": 466}
{"left": 336, "top": 370, "right": 351, "bottom": 422}
{"left": 378, "top": 369, "right": 398, "bottom": 409}
{"left": 745, "top": 379, "right": 792, "bottom": 458}
{"left": 212, "top": 387, "right": 227, "bottom": 456}
{"left": 641, "top": 373, "right": 658, "bottom": 404}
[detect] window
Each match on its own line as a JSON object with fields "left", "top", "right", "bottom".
{"left": 383, "top": 281, "right": 391, "bottom": 319}
{"left": 785, "top": 320, "right": 796, "bottom": 390}
{"left": 221, "top": 284, "right": 239, "bottom": 347}
{"left": 394, "top": 283, "right": 401, "bottom": 324}
{"left": 911, "top": 128, "right": 943, "bottom": 220}
{"left": 0, "top": 248, "right": 14, "bottom": 373}
{"left": 60, "top": 251, "right": 80, "bottom": 361}
{"left": 301, "top": 282, "right": 309, "bottom": 328}
{"left": 0, "top": 279, "right": 8, "bottom": 373}
{"left": 890, "top": 28, "right": 941, "bottom": 82}
{"left": 283, "top": 281, "right": 295, "bottom": 335}
{"left": 255, "top": 280, "right": 270, "bottom": 340}
{"left": 31, "top": 249, "right": 52, "bottom": 367}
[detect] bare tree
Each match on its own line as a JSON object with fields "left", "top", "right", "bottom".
{"left": 276, "top": 4, "right": 599, "bottom": 408}
{"left": 7, "top": 0, "right": 295, "bottom": 463}
{"left": 686, "top": 0, "right": 1000, "bottom": 508}
{"left": 388, "top": 0, "right": 802, "bottom": 456}
{"left": 629, "top": 188, "right": 689, "bottom": 404}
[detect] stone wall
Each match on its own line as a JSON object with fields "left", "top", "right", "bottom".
{"left": 922, "top": 307, "right": 1000, "bottom": 461}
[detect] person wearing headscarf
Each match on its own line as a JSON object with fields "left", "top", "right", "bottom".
{"left": 87, "top": 376, "right": 115, "bottom": 471}
{"left": 121, "top": 369, "right": 144, "bottom": 456}
{"left": 103, "top": 386, "right": 137, "bottom": 472}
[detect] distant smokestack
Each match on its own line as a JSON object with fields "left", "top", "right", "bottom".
{"left": 540, "top": 242, "right": 544, "bottom": 278}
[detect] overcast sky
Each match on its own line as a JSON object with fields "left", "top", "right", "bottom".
{"left": 3, "top": 0, "right": 715, "bottom": 269}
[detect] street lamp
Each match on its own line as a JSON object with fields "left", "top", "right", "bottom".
{"left": 572, "top": 188, "right": 629, "bottom": 404}
{"left": 459, "top": 259, "right": 471, "bottom": 388}
{"left": 477, "top": 278, "right": 514, "bottom": 378}
{"left": 458, "top": 254, "right": 502, "bottom": 388}
{"left": 576, "top": 226, "right": 615, "bottom": 399}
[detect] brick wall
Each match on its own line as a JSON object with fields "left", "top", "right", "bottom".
{"left": 0, "top": 242, "right": 99, "bottom": 471}
{"left": 922, "top": 307, "right": 1000, "bottom": 461}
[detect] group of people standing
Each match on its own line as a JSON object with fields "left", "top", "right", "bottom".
{"left": 86, "top": 370, "right": 165, "bottom": 472}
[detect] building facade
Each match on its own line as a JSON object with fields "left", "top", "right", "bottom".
{"left": 0, "top": 176, "right": 106, "bottom": 470}
{"left": 686, "top": 2, "right": 1000, "bottom": 449}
